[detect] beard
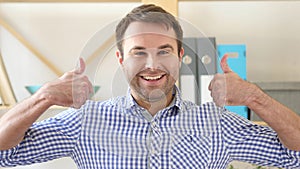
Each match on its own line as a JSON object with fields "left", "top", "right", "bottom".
{"left": 129, "top": 74, "right": 176, "bottom": 103}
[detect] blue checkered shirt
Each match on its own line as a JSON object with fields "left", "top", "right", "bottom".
{"left": 1, "top": 87, "right": 300, "bottom": 169}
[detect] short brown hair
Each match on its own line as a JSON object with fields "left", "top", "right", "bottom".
{"left": 115, "top": 4, "right": 183, "bottom": 56}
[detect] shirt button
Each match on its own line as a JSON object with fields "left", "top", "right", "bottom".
{"left": 151, "top": 121, "right": 156, "bottom": 127}
{"left": 168, "top": 109, "right": 173, "bottom": 116}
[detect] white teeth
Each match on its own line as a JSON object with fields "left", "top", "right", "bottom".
{"left": 142, "top": 75, "right": 163, "bottom": 80}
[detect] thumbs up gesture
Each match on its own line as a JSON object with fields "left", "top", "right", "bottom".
{"left": 208, "top": 54, "right": 256, "bottom": 107}
{"left": 37, "top": 58, "right": 93, "bottom": 109}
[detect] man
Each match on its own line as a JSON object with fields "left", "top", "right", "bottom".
{"left": 0, "top": 4, "right": 300, "bottom": 169}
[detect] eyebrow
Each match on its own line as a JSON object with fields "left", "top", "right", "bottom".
{"left": 158, "top": 44, "right": 174, "bottom": 51}
{"left": 128, "top": 46, "right": 146, "bottom": 54}
{"left": 130, "top": 46, "right": 146, "bottom": 51}
{"left": 129, "top": 44, "right": 174, "bottom": 52}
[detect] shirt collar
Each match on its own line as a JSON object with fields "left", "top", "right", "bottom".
{"left": 173, "top": 85, "right": 183, "bottom": 110}
{"left": 125, "top": 88, "right": 138, "bottom": 109}
{"left": 124, "top": 85, "right": 183, "bottom": 111}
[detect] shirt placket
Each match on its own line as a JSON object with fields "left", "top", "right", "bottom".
{"left": 148, "top": 119, "right": 162, "bottom": 169}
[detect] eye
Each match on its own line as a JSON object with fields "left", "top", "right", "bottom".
{"left": 157, "top": 49, "right": 172, "bottom": 56}
{"left": 132, "top": 51, "right": 147, "bottom": 57}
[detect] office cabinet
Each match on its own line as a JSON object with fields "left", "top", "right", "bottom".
{"left": 217, "top": 44, "right": 249, "bottom": 119}
{"left": 180, "top": 37, "right": 217, "bottom": 105}
{"left": 180, "top": 39, "right": 249, "bottom": 119}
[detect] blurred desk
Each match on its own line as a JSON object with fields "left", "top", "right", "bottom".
{"left": 251, "top": 81, "right": 300, "bottom": 121}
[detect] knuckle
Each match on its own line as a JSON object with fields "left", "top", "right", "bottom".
{"left": 214, "top": 73, "right": 222, "bottom": 78}
{"left": 65, "top": 72, "right": 74, "bottom": 77}
{"left": 81, "top": 75, "right": 89, "bottom": 82}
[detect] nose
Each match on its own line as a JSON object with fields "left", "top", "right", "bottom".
{"left": 145, "top": 53, "right": 159, "bottom": 69}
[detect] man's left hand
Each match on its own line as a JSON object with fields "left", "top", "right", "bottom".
{"left": 208, "top": 54, "right": 257, "bottom": 107}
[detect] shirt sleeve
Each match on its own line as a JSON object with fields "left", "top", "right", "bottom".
{"left": 0, "top": 108, "right": 83, "bottom": 167}
{"left": 221, "top": 110, "right": 300, "bottom": 168}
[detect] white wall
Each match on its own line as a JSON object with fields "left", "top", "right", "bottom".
{"left": 179, "top": 1, "right": 300, "bottom": 82}
{"left": 0, "top": 2, "right": 140, "bottom": 102}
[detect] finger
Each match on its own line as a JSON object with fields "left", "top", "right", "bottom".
{"left": 83, "top": 80, "right": 93, "bottom": 98}
{"left": 74, "top": 57, "right": 86, "bottom": 74}
{"left": 72, "top": 91, "right": 87, "bottom": 109}
{"left": 220, "top": 54, "right": 233, "bottom": 74}
{"left": 208, "top": 77, "right": 214, "bottom": 91}
{"left": 82, "top": 77, "right": 93, "bottom": 96}
{"left": 208, "top": 81, "right": 212, "bottom": 91}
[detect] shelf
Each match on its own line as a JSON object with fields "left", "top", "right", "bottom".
{"left": 254, "top": 81, "right": 300, "bottom": 91}
{"left": 251, "top": 81, "right": 300, "bottom": 122}
{"left": 253, "top": 121, "right": 267, "bottom": 126}
{"left": 0, "top": 105, "right": 11, "bottom": 111}
{"left": 0, "top": 0, "right": 140, "bottom": 2}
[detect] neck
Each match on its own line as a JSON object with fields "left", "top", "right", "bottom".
{"left": 132, "top": 89, "right": 174, "bottom": 116}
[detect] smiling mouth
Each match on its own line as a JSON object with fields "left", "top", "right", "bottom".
{"left": 141, "top": 74, "right": 165, "bottom": 81}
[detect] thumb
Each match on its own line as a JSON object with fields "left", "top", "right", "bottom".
{"left": 74, "top": 57, "right": 86, "bottom": 74}
{"left": 220, "top": 54, "right": 232, "bottom": 73}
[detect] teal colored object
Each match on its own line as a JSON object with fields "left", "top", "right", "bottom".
{"left": 25, "top": 85, "right": 42, "bottom": 95}
{"left": 217, "top": 44, "right": 248, "bottom": 119}
{"left": 93, "top": 86, "right": 100, "bottom": 94}
{"left": 25, "top": 85, "right": 100, "bottom": 95}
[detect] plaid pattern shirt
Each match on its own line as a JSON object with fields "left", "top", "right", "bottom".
{"left": 1, "top": 87, "right": 300, "bottom": 169}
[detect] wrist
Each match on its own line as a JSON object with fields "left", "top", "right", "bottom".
{"left": 32, "top": 87, "right": 55, "bottom": 108}
{"left": 246, "top": 84, "right": 271, "bottom": 110}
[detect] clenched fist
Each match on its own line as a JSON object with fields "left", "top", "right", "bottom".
{"left": 209, "top": 54, "right": 257, "bottom": 107}
{"left": 36, "top": 58, "right": 93, "bottom": 109}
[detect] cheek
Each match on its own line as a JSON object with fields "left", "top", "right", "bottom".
{"left": 161, "top": 57, "right": 181, "bottom": 78}
{"left": 169, "top": 66, "right": 180, "bottom": 80}
{"left": 122, "top": 58, "right": 145, "bottom": 80}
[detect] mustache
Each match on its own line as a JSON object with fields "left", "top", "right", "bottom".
{"left": 137, "top": 68, "right": 168, "bottom": 75}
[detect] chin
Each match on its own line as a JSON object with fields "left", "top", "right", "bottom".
{"left": 144, "top": 88, "right": 172, "bottom": 101}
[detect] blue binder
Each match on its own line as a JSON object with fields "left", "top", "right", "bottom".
{"left": 217, "top": 44, "right": 249, "bottom": 119}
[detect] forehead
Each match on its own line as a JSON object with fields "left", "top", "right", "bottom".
{"left": 123, "top": 22, "right": 177, "bottom": 49}
{"left": 124, "top": 22, "right": 177, "bottom": 39}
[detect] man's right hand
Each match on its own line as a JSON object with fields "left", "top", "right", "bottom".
{"left": 0, "top": 58, "right": 93, "bottom": 150}
{"left": 36, "top": 58, "right": 93, "bottom": 109}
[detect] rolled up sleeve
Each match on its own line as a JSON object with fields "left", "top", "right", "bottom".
{"left": 221, "top": 110, "right": 300, "bottom": 168}
{"left": 0, "top": 108, "right": 83, "bottom": 167}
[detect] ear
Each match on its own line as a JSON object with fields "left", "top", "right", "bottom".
{"left": 116, "top": 50, "right": 123, "bottom": 64}
{"left": 179, "top": 47, "right": 184, "bottom": 62}
{"left": 179, "top": 47, "right": 184, "bottom": 67}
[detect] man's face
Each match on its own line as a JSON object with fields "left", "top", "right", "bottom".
{"left": 118, "top": 22, "right": 183, "bottom": 102}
